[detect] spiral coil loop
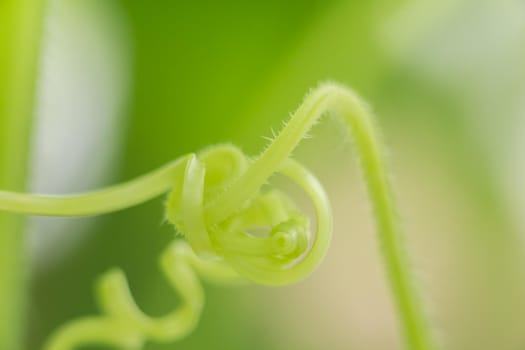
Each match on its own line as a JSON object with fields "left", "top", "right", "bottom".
{"left": 167, "top": 144, "right": 333, "bottom": 285}
{"left": 44, "top": 144, "right": 332, "bottom": 349}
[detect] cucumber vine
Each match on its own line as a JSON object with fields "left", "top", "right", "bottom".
{"left": 0, "top": 83, "right": 438, "bottom": 350}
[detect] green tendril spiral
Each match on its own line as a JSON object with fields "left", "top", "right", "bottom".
{"left": 0, "top": 83, "right": 438, "bottom": 350}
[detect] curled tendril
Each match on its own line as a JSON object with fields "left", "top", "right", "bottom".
{"left": 0, "top": 83, "right": 437, "bottom": 350}
{"left": 41, "top": 149, "right": 331, "bottom": 350}
{"left": 167, "top": 145, "right": 332, "bottom": 285}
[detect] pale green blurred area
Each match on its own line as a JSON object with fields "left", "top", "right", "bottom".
{"left": 21, "top": 0, "right": 525, "bottom": 349}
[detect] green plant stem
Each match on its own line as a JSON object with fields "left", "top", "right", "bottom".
{"left": 0, "top": 0, "right": 46, "bottom": 349}
{"left": 38, "top": 150, "right": 331, "bottom": 349}
{"left": 207, "top": 83, "right": 438, "bottom": 350}
{"left": 0, "top": 155, "right": 191, "bottom": 216}
{"left": 0, "top": 81, "right": 436, "bottom": 350}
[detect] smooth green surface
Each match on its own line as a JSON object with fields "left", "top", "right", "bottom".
{"left": 0, "top": 0, "right": 45, "bottom": 349}
{"left": 0, "top": 156, "right": 190, "bottom": 217}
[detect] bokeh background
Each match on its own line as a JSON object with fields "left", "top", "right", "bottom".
{"left": 6, "top": 0, "right": 525, "bottom": 349}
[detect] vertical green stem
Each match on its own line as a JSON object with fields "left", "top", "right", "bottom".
{"left": 0, "top": 0, "right": 46, "bottom": 349}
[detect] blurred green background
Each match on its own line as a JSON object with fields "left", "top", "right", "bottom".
{"left": 1, "top": 0, "right": 525, "bottom": 349}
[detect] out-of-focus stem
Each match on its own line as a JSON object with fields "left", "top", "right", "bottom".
{"left": 0, "top": 0, "right": 46, "bottom": 348}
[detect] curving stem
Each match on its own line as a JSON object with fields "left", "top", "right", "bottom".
{"left": 0, "top": 155, "right": 191, "bottom": 217}
{"left": 0, "top": 83, "right": 438, "bottom": 350}
{"left": 206, "top": 83, "right": 439, "bottom": 350}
